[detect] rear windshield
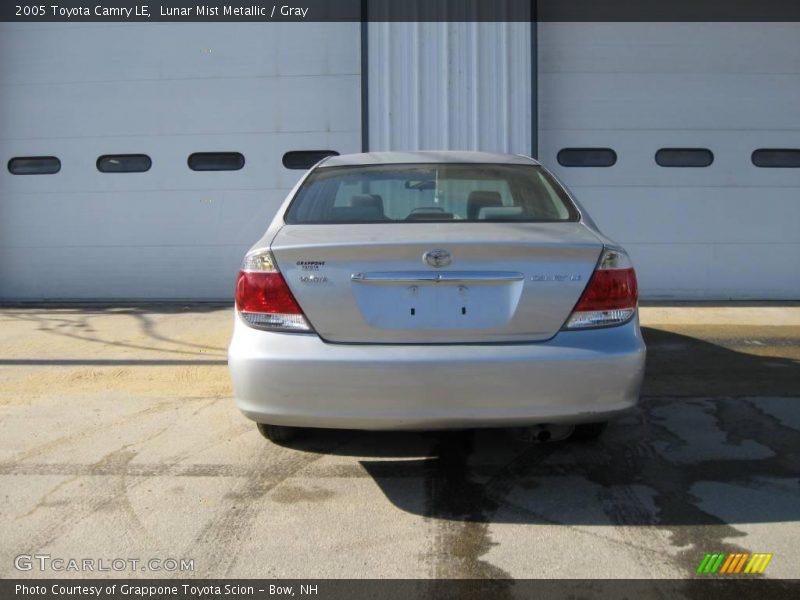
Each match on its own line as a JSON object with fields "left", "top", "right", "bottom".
{"left": 284, "top": 163, "right": 579, "bottom": 224}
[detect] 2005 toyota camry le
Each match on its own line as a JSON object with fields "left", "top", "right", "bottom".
{"left": 228, "top": 151, "right": 645, "bottom": 443}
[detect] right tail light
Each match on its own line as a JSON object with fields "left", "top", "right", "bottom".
{"left": 564, "top": 248, "right": 638, "bottom": 330}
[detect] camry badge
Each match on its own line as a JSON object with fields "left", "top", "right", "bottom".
{"left": 300, "top": 274, "right": 328, "bottom": 284}
{"left": 423, "top": 249, "right": 451, "bottom": 268}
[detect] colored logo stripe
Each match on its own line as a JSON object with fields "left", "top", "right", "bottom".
{"left": 719, "top": 553, "right": 735, "bottom": 573}
{"left": 696, "top": 553, "right": 725, "bottom": 574}
{"left": 696, "top": 552, "right": 773, "bottom": 575}
{"left": 725, "top": 553, "right": 749, "bottom": 574}
{"left": 745, "top": 554, "right": 774, "bottom": 574}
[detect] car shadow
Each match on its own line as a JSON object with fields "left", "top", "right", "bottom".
{"left": 280, "top": 327, "right": 799, "bottom": 568}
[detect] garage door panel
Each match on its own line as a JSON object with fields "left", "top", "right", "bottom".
{"left": 0, "top": 23, "right": 359, "bottom": 87}
{"left": 0, "top": 75, "right": 360, "bottom": 140}
{"left": 273, "top": 22, "right": 361, "bottom": 76}
{"left": 540, "top": 22, "right": 800, "bottom": 299}
{"left": 274, "top": 76, "right": 361, "bottom": 134}
{"left": 539, "top": 23, "right": 800, "bottom": 75}
{"left": 569, "top": 186, "right": 800, "bottom": 245}
{"left": 1, "top": 131, "right": 357, "bottom": 194}
{"left": 0, "top": 24, "right": 159, "bottom": 85}
{"left": 541, "top": 129, "right": 800, "bottom": 189}
{"left": 627, "top": 243, "right": 800, "bottom": 300}
{"left": 540, "top": 73, "right": 800, "bottom": 131}
{"left": 0, "top": 23, "right": 361, "bottom": 300}
{"left": 0, "top": 190, "right": 285, "bottom": 248}
{"left": 0, "top": 245, "right": 249, "bottom": 300}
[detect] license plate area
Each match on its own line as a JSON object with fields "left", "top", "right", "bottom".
{"left": 352, "top": 273, "right": 524, "bottom": 330}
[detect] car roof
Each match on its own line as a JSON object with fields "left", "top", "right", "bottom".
{"left": 320, "top": 151, "right": 540, "bottom": 168}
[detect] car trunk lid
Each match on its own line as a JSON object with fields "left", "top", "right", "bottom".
{"left": 270, "top": 222, "right": 603, "bottom": 343}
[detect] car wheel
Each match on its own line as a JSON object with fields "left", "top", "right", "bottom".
{"left": 571, "top": 421, "right": 608, "bottom": 441}
{"left": 256, "top": 423, "right": 302, "bottom": 444}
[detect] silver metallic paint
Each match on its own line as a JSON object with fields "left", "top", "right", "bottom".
{"left": 228, "top": 151, "right": 646, "bottom": 430}
{"left": 229, "top": 313, "right": 645, "bottom": 430}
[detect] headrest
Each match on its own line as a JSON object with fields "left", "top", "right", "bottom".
{"left": 467, "top": 191, "right": 503, "bottom": 220}
{"left": 350, "top": 194, "right": 384, "bottom": 215}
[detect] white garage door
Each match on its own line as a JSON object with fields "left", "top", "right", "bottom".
{"left": 0, "top": 23, "right": 361, "bottom": 300}
{"left": 539, "top": 23, "right": 800, "bottom": 300}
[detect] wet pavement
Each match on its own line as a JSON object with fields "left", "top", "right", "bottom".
{"left": 0, "top": 306, "right": 798, "bottom": 583}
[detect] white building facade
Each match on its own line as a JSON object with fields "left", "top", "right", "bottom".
{"left": 1, "top": 20, "right": 798, "bottom": 300}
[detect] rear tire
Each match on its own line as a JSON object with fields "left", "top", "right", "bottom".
{"left": 256, "top": 423, "right": 302, "bottom": 444}
{"left": 571, "top": 421, "right": 608, "bottom": 441}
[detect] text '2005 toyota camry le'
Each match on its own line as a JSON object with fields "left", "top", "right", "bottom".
{"left": 228, "top": 151, "right": 645, "bottom": 443}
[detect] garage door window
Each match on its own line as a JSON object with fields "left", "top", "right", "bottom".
{"left": 283, "top": 150, "right": 340, "bottom": 170}
{"left": 752, "top": 149, "right": 800, "bottom": 168}
{"left": 557, "top": 148, "right": 617, "bottom": 167}
{"left": 188, "top": 152, "right": 245, "bottom": 171}
{"left": 655, "top": 148, "right": 714, "bottom": 168}
{"left": 97, "top": 154, "right": 152, "bottom": 173}
{"left": 7, "top": 156, "right": 61, "bottom": 175}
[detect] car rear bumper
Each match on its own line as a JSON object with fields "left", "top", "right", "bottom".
{"left": 227, "top": 313, "right": 646, "bottom": 430}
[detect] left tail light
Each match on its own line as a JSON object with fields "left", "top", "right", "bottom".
{"left": 235, "top": 250, "right": 312, "bottom": 332}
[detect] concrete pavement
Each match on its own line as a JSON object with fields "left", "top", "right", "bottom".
{"left": 0, "top": 305, "right": 798, "bottom": 581}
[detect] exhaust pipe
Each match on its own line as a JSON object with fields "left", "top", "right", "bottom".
{"left": 515, "top": 424, "right": 572, "bottom": 443}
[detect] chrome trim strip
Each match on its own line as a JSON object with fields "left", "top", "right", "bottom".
{"left": 351, "top": 271, "right": 524, "bottom": 286}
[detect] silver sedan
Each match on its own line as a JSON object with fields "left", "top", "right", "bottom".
{"left": 228, "top": 151, "right": 646, "bottom": 443}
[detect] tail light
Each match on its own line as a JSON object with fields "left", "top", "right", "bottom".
{"left": 235, "top": 250, "right": 312, "bottom": 332}
{"left": 564, "top": 248, "right": 638, "bottom": 330}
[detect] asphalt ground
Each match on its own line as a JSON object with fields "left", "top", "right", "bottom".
{"left": 0, "top": 305, "right": 798, "bottom": 583}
